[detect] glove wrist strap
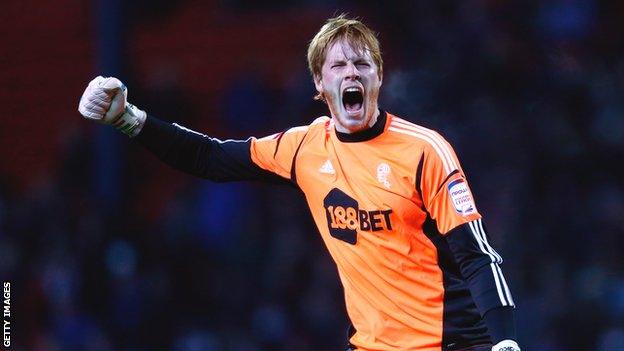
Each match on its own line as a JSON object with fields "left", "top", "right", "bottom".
{"left": 111, "top": 103, "right": 147, "bottom": 137}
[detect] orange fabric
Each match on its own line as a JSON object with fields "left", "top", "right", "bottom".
{"left": 251, "top": 113, "right": 481, "bottom": 350}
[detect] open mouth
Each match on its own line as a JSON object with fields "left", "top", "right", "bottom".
{"left": 342, "top": 87, "right": 364, "bottom": 113}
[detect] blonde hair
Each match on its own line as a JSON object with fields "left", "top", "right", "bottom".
{"left": 307, "top": 14, "right": 383, "bottom": 101}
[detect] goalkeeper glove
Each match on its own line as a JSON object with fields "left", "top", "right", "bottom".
{"left": 492, "top": 339, "right": 520, "bottom": 351}
{"left": 78, "top": 76, "right": 146, "bottom": 137}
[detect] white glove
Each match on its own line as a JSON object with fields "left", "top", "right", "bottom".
{"left": 78, "top": 76, "right": 146, "bottom": 137}
{"left": 492, "top": 339, "right": 520, "bottom": 351}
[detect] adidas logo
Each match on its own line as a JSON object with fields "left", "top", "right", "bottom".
{"left": 319, "top": 159, "right": 335, "bottom": 174}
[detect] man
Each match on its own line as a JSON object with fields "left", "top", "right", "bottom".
{"left": 79, "top": 15, "right": 521, "bottom": 351}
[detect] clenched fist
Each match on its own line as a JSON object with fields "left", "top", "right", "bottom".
{"left": 78, "top": 76, "right": 146, "bottom": 137}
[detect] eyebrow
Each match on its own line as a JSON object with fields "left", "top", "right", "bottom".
{"left": 330, "top": 56, "right": 370, "bottom": 63}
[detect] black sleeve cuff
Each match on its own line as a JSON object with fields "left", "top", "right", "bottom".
{"left": 483, "top": 306, "right": 517, "bottom": 344}
{"left": 134, "top": 114, "right": 179, "bottom": 156}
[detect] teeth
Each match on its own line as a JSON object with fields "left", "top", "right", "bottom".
{"left": 345, "top": 87, "right": 360, "bottom": 93}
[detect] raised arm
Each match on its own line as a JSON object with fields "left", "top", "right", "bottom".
{"left": 77, "top": 76, "right": 289, "bottom": 184}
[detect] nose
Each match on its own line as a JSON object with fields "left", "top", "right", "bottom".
{"left": 345, "top": 61, "right": 360, "bottom": 80}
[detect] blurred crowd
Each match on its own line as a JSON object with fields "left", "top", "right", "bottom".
{"left": 1, "top": 1, "right": 624, "bottom": 350}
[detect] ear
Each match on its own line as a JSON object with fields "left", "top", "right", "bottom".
{"left": 314, "top": 75, "right": 323, "bottom": 94}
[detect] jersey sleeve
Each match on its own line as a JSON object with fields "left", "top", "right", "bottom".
{"left": 418, "top": 133, "right": 481, "bottom": 234}
{"left": 249, "top": 126, "right": 309, "bottom": 181}
{"left": 135, "top": 115, "right": 289, "bottom": 184}
{"left": 418, "top": 132, "right": 517, "bottom": 321}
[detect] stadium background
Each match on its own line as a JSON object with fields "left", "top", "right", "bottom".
{"left": 1, "top": 0, "right": 623, "bottom": 350}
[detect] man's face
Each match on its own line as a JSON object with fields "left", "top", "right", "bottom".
{"left": 314, "top": 39, "right": 382, "bottom": 134}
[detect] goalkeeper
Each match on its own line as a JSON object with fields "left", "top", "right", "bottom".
{"left": 79, "top": 15, "right": 521, "bottom": 351}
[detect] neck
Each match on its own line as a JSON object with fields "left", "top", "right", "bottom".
{"left": 334, "top": 109, "right": 387, "bottom": 143}
{"left": 334, "top": 108, "right": 380, "bottom": 134}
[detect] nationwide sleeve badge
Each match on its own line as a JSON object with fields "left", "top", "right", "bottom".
{"left": 447, "top": 178, "right": 476, "bottom": 216}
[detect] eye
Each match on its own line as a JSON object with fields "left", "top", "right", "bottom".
{"left": 331, "top": 62, "right": 345, "bottom": 68}
{"left": 356, "top": 62, "right": 370, "bottom": 67}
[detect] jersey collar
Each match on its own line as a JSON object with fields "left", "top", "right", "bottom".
{"left": 335, "top": 109, "right": 387, "bottom": 143}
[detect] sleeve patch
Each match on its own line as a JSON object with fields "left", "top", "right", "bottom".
{"left": 448, "top": 178, "right": 476, "bottom": 216}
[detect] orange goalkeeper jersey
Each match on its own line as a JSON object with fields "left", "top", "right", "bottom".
{"left": 248, "top": 111, "right": 513, "bottom": 351}
{"left": 136, "top": 109, "right": 515, "bottom": 350}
